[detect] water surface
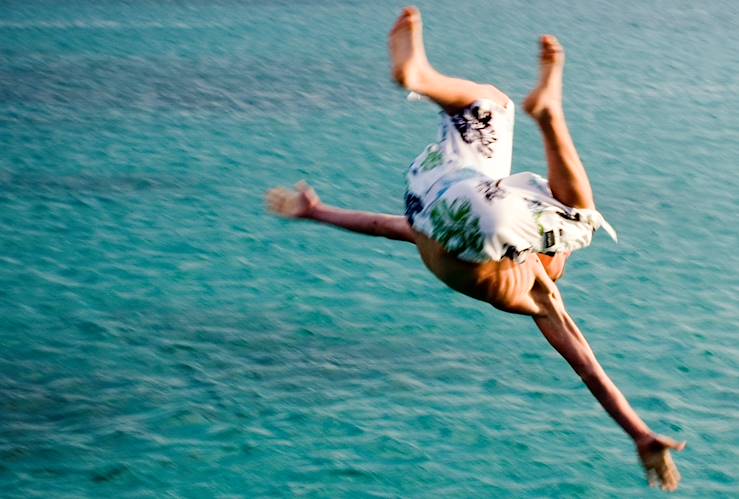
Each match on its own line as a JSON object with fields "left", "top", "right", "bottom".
{"left": 1, "top": 0, "right": 737, "bottom": 496}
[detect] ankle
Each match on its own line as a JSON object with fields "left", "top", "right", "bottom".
{"left": 536, "top": 107, "right": 564, "bottom": 127}
{"left": 404, "top": 64, "right": 436, "bottom": 94}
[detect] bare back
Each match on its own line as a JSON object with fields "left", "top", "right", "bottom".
{"left": 414, "top": 232, "right": 544, "bottom": 316}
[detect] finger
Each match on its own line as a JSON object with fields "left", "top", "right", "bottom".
{"left": 265, "top": 191, "right": 277, "bottom": 209}
{"left": 265, "top": 191, "right": 282, "bottom": 209}
{"left": 266, "top": 191, "right": 287, "bottom": 213}
{"left": 662, "top": 471, "right": 679, "bottom": 492}
{"left": 661, "top": 481, "right": 678, "bottom": 492}
{"left": 665, "top": 471, "right": 680, "bottom": 491}
{"left": 656, "top": 453, "right": 673, "bottom": 476}
{"left": 659, "top": 459, "right": 681, "bottom": 492}
{"left": 657, "top": 435, "right": 687, "bottom": 451}
{"left": 646, "top": 467, "right": 658, "bottom": 488}
{"left": 660, "top": 465, "right": 675, "bottom": 487}
{"left": 266, "top": 199, "right": 280, "bottom": 214}
{"left": 266, "top": 188, "right": 285, "bottom": 200}
{"left": 266, "top": 188, "right": 285, "bottom": 203}
{"left": 666, "top": 460, "right": 681, "bottom": 485}
{"left": 266, "top": 188, "right": 288, "bottom": 202}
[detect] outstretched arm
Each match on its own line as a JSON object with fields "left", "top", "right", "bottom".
{"left": 530, "top": 267, "right": 685, "bottom": 491}
{"left": 266, "top": 182, "right": 416, "bottom": 243}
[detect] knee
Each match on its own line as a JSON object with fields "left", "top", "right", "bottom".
{"left": 480, "top": 84, "right": 511, "bottom": 109}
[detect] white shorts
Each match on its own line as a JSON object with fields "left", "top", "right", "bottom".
{"left": 404, "top": 99, "right": 616, "bottom": 263}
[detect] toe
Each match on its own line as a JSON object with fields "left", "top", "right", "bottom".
{"left": 540, "top": 35, "right": 562, "bottom": 53}
{"left": 391, "top": 8, "right": 415, "bottom": 32}
{"left": 404, "top": 6, "right": 420, "bottom": 17}
{"left": 402, "top": 6, "right": 421, "bottom": 26}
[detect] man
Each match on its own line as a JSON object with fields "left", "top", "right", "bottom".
{"left": 267, "top": 7, "right": 684, "bottom": 491}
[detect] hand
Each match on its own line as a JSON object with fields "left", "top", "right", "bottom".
{"left": 636, "top": 433, "right": 686, "bottom": 492}
{"left": 266, "top": 181, "right": 321, "bottom": 219}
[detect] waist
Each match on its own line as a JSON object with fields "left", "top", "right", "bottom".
{"left": 414, "top": 231, "right": 536, "bottom": 305}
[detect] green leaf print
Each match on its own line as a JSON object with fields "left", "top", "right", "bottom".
{"left": 419, "top": 147, "right": 443, "bottom": 171}
{"left": 430, "top": 199, "right": 484, "bottom": 255}
{"left": 535, "top": 212, "right": 545, "bottom": 235}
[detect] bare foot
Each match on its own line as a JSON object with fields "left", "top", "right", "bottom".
{"left": 265, "top": 181, "right": 320, "bottom": 219}
{"left": 636, "top": 434, "right": 686, "bottom": 492}
{"left": 389, "top": 7, "right": 434, "bottom": 91}
{"left": 523, "top": 35, "right": 565, "bottom": 121}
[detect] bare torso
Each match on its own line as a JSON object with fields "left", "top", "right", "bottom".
{"left": 414, "top": 232, "right": 543, "bottom": 316}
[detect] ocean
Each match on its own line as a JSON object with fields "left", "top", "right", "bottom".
{"left": 1, "top": 0, "right": 737, "bottom": 496}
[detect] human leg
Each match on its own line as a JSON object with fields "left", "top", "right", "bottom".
{"left": 389, "top": 7, "right": 510, "bottom": 115}
{"left": 523, "top": 36, "right": 595, "bottom": 210}
{"left": 266, "top": 182, "right": 416, "bottom": 243}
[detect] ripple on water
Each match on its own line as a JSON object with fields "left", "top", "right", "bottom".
{"left": 2, "top": 0, "right": 738, "bottom": 497}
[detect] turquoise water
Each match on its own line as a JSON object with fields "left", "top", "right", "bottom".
{"left": 1, "top": 0, "right": 737, "bottom": 496}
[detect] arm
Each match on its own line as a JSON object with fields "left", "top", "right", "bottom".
{"left": 309, "top": 204, "right": 415, "bottom": 242}
{"left": 266, "top": 182, "right": 416, "bottom": 243}
{"left": 531, "top": 275, "right": 685, "bottom": 490}
{"left": 534, "top": 293, "right": 651, "bottom": 440}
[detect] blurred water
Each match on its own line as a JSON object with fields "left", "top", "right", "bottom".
{"left": 1, "top": 0, "right": 738, "bottom": 496}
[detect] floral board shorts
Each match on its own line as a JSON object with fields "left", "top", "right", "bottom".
{"left": 404, "top": 98, "right": 617, "bottom": 263}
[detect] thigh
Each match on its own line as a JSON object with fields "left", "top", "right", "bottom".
{"left": 538, "top": 252, "right": 570, "bottom": 282}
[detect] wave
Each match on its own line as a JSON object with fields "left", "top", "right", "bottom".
{"left": 0, "top": 20, "right": 238, "bottom": 30}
